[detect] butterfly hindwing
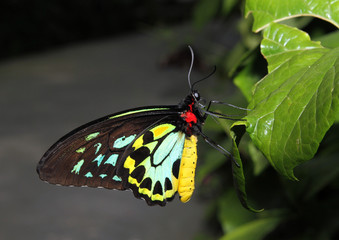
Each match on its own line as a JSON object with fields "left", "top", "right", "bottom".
{"left": 118, "top": 123, "right": 186, "bottom": 206}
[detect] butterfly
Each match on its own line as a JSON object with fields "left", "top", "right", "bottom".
{"left": 37, "top": 46, "right": 240, "bottom": 206}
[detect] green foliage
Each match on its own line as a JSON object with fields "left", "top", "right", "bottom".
{"left": 238, "top": 1, "right": 339, "bottom": 184}
{"left": 192, "top": 0, "right": 339, "bottom": 239}
{"left": 243, "top": 23, "right": 339, "bottom": 180}
{"left": 245, "top": 0, "right": 339, "bottom": 32}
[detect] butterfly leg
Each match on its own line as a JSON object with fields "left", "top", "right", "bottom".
{"left": 198, "top": 130, "right": 240, "bottom": 167}
{"left": 206, "top": 100, "right": 250, "bottom": 111}
{"left": 202, "top": 100, "right": 249, "bottom": 120}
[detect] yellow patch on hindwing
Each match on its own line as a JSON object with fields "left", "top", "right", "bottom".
{"left": 178, "top": 135, "right": 198, "bottom": 203}
{"left": 123, "top": 123, "right": 182, "bottom": 203}
{"left": 132, "top": 136, "right": 144, "bottom": 150}
{"left": 166, "top": 176, "right": 178, "bottom": 199}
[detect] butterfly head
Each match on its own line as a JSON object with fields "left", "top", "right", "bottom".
{"left": 178, "top": 88, "right": 206, "bottom": 137}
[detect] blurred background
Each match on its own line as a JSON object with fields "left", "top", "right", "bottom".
{"left": 1, "top": 1, "right": 339, "bottom": 240}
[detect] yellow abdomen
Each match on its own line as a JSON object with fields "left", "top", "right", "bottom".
{"left": 178, "top": 135, "right": 198, "bottom": 203}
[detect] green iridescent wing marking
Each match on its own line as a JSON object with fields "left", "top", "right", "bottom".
{"left": 118, "top": 123, "right": 186, "bottom": 206}
{"left": 37, "top": 106, "right": 181, "bottom": 199}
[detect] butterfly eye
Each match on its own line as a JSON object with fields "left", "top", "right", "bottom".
{"left": 193, "top": 91, "right": 200, "bottom": 101}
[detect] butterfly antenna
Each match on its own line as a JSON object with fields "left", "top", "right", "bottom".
{"left": 188, "top": 45, "right": 194, "bottom": 91}
{"left": 187, "top": 45, "right": 216, "bottom": 91}
{"left": 191, "top": 65, "right": 216, "bottom": 91}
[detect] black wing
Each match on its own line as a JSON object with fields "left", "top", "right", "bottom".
{"left": 37, "top": 106, "right": 180, "bottom": 191}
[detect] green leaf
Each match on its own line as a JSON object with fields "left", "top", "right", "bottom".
{"left": 245, "top": 0, "right": 339, "bottom": 32}
{"left": 230, "top": 121, "right": 262, "bottom": 212}
{"left": 246, "top": 43, "right": 339, "bottom": 180}
{"left": 220, "top": 217, "right": 282, "bottom": 240}
{"left": 261, "top": 23, "right": 323, "bottom": 73}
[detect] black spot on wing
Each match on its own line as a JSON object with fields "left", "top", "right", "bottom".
{"left": 165, "top": 177, "right": 173, "bottom": 191}
{"left": 172, "top": 159, "right": 180, "bottom": 179}
{"left": 140, "top": 177, "right": 152, "bottom": 190}
{"left": 143, "top": 131, "right": 154, "bottom": 144}
{"left": 153, "top": 181, "right": 163, "bottom": 195}
{"left": 131, "top": 166, "right": 146, "bottom": 183}
{"left": 130, "top": 147, "right": 150, "bottom": 166}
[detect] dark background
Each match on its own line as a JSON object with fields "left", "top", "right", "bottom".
{"left": 0, "top": 0, "right": 194, "bottom": 61}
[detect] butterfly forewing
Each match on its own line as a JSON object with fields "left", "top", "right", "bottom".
{"left": 37, "top": 106, "right": 180, "bottom": 192}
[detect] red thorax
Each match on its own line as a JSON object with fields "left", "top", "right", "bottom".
{"left": 180, "top": 101, "right": 197, "bottom": 130}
